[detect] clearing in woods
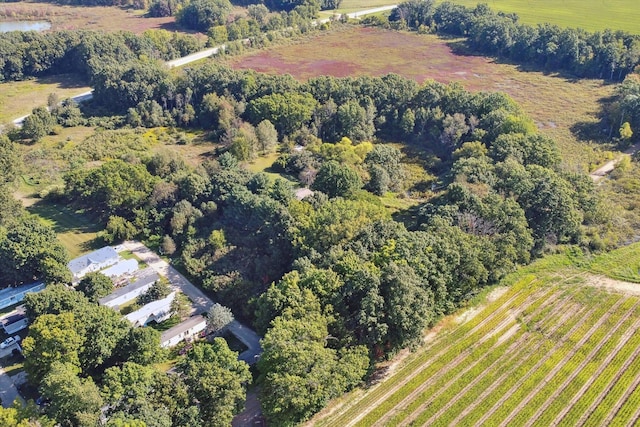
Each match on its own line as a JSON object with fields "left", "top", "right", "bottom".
{"left": 229, "top": 27, "right": 615, "bottom": 171}
{"left": 310, "top": 246, "right": 640, "bottom": 427}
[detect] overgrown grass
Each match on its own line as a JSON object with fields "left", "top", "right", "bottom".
{"left": 584, "top": 242, "right": 640, "bottom": 283}
{"left": 445, "top": 0, "right": 640, "bottom": 34}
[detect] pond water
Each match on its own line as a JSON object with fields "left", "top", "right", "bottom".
{"left": 0, "top": 21, "right": 51, "bottom": 33}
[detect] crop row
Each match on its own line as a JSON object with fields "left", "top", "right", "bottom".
{"left": 537, "top": 301, "right": 640, "bottom": 426}
{"left": 348, "top": 283, "right": 543, "bottom": 427}
{"left": 481, "top": 293, "right": 621, "bottom": 426}
{"left": 404, "top": 290, "right": 575, "bottom": 426}
{"left": 559, "top": 314, "right": 640, "bottom": 425}
{"left": 434, "top": 296, "right": 594, "bottom": 426}
{"left": 523, "top": 298, "right": 639, "bottom": 426}
{"left": 456, "top": 295, "right": 592, "bottom": 427}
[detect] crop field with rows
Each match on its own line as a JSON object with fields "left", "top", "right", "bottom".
{"left": 312, "top": 258, "right": 640, "bottom": 427}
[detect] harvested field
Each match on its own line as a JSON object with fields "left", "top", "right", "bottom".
{"left": 229, "top": 27, "right": 615, "bottom": 171}
{"left": 311, "top": 266, "right": 640, "bottom": 427}
{"left": 0, "top": 2, "right": 177, "bottom": 33}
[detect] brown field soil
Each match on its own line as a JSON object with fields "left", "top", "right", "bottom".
{"left": 0, "top": 2, "right": 177, "bottom": 33}
{"left": 229, "top": 27, "right": 616, "bottom": 171}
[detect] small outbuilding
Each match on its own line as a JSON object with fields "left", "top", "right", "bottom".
{"left": 1, "top": 306, "right": 29, "bottom": 335}
{"left": 160, "top": 315, "right": 207, "bottom": 348}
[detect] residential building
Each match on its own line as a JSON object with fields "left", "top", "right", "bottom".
{"left": 160, "top": 315, "right": 207, "bottom": 348}
{"left": 98, "top": 268, "right": 159, "bottom": 309}
{"left": 125, "top": 292, "right": 176, "bottom": 327}
{"left": 0, "top": 282, "right": 46, "bottom": 310}
{"left": 101, "top": 259, "right": 138, "bottom": 281}
{"left": 68, "top": 247, "right": 119, "bottom": 282}
{"left": 1, "top": 306, "right": 28, "bottom": 335}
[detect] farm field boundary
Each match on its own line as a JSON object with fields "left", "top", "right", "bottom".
{"left": 310, "top": 246, "right": 640, "bottom": 426}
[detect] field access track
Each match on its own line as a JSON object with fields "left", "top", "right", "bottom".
{"left": 314, "top": 274, "right": 640, "bottom": 427}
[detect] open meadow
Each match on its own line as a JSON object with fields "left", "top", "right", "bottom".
{"left": 445, "top": 0, "right": 640, "bottom": 34}
{"left": 229, "top": 27, "right": 616, "bottom": 171}
{"left": 311, "top": 246, "right": 640, "bottom": 426}
{"left": 0, "top": 74, "right": 90, "bottom": 125}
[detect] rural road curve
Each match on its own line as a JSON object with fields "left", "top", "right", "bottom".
{"left": 120, "top": 241, "right": 262, "bottom": 364}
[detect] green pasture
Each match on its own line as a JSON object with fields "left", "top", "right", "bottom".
{"left": 0, "top": 74, "right": 90, "bottom": 125}
{"left": 447, "top": 0, "right": 640, "bottom": 33}
{"left": 326, "top": 0, "right": 639, "bottom": 33}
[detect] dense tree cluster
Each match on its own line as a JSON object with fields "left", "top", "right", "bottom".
{"left": 0, "top": 29, "right": 203, "bottom": 82}
{"left": 611, "top": 70, "right": 640, "bottom": 143}
{"left": 388, "top": 0, "right": 640, "bottom": 81}
{"left": 19, "top": 284, "right": 250, "bottom": 426}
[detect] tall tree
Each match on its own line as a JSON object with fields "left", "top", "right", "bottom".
{"left": 178, "top": 339, "right": 251, "bottom": 426}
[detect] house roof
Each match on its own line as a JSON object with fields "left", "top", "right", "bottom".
{"left": 98, "top": 269, "right": 159, "bottom": 306}
{"left": 125, "top": 292, "right": 175, "bottom": 326}
{"left": 0, "top": 282, "right": 45, "bottom": 303}
{"left": 68, "top": 247, "right": 118, "bottom": 275}
{"left": 101, "top": 259, "right": 138, "bottom": 279}
{"left": 294, "top": 188, "right": 314, "bottom": 200}
{"left": 1, "top": 306, "right": 26, "bottom": 327}
{"left": 161, "top": 315, "right": 207, "bottom": 343}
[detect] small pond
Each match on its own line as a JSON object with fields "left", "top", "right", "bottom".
{"left": 0, "top": 21, "right": 51, "bottom": 33}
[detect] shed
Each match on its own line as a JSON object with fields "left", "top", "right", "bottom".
{"left": 1, "top": 306, "right": 28, "bottom": 334}
{"left": 68, "top": 247, "right": 119, "bottom": 281}
{"left": 160, "top": 315, "right": 207, "bottom": 348}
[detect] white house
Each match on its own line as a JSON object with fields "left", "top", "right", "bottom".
{"left": 98, "top": 269, "right": 159, "bottom": 309}
{"left": 0, "top": 282, "right": 46, "bottom": 310}
{"left": 101, "top": 259, "right": 138, "bottom": 281}
{"left": 125, "top": 292, "right": 175, "bottom": 327}
{"left": 160, "top": 315, "right": 207, "bottom": 348}
{"left": 68, "top": 247, "right": 119, "bottom": 282}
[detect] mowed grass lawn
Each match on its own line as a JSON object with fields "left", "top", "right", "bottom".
{"left": 229, "top": 27, "right": 615, "bottom": 171}
{"left": 26, "top": 200, "right": 102, "bottom": 259}
{"left": 312, "top": 245, "right": 640, "bottom": 426}
{"left": 0, "top": 74, "right": 90, "bottom": 124}
{"left": 447, "top": 0, "right": 640, "bottom": 34}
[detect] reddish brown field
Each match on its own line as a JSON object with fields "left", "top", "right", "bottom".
{"left": 229, "top": 27, "right": 616, "bottom": 170}
{"left": 0, "top": 2, "right": 177, "bottom": 34}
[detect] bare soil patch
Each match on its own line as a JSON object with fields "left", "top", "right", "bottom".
{"left": 584, "top": 275, "right": 640, "bottom": 296}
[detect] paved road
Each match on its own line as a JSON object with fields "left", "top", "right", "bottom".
{"left": 346, "top": 5, "right": 397, "bottom": 18}
{"left": 120, "top": 241, "right": 262, "bottom": 364}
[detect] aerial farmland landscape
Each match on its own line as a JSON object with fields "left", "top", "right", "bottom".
{"left": 1, "top": 0, "right": 640, "bottom": 426}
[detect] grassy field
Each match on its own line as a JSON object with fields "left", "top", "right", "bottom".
{"left": 229, "top": 27, "right": 615, "bottom": 171}
{"left": 0, "top": 74, "right": 90, "bottom": 125}
{"left": 25, "top": 199, "right": 102, "bottom": 259}
{"left": 326, "top": 0, "right": 639, "bottom": 33}
{"left": 446, "top": 0, "right": 640, "bottom": 34}
{"left": 311, "top": 244, "right": 640, "bottom": 426}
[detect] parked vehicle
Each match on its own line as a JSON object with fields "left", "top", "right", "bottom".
{"left": 0, "top": 335, "right": 21, "bottom": 349}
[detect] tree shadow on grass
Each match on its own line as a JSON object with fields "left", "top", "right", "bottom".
{"left": 34, "top": 73, "right": 90, "bottom": 91}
